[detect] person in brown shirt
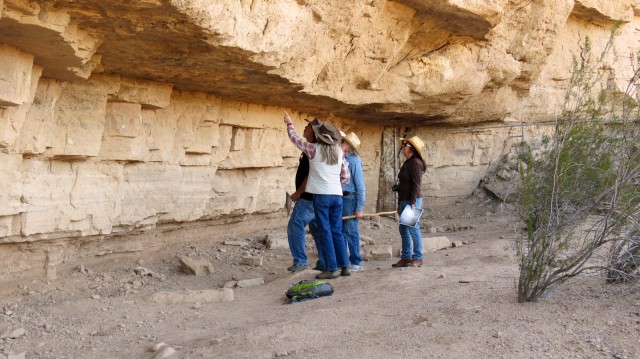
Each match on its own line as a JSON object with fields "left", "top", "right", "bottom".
{"left": 392, "top": 135, "right": 427, "bottom": 268}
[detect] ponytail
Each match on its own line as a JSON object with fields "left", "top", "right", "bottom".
{"left": 318, "top": 142, "right": 339, "bottom": 165}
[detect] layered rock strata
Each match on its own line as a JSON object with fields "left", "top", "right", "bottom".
{"left": 0, "top": 0, "right": 639, "bottom": 280}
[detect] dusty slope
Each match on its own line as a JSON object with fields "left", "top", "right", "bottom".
{"left": 0, "top": 195, "right": 639, "bottom": 359}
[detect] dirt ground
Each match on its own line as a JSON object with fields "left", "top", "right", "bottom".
{"left": 1, "top": 192, "right": 639, "bottom": 359}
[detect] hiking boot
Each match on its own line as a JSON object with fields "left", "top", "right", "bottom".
{"left": 410, "top": 259, "right": 423, "bottom": 267}
{"left": 348, "top": 264, "right": 363, "bottom": 272}
{"left": 316, "top": 270, "right": 340, "bottom": 279}
{"left": 392, "top": 258, "right": 413, "bottom": 268}
{"left": 340, "top": 267, "right": 351, "bottom": 276}
{"left": 287, "top": 263, "right": 308, "bottom": 272}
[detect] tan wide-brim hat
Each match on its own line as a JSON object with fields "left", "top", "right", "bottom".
{"left": 400, "top": 135, "right": 425, "bottom": 160}
{"left": 340, "top": 131, "right": 361, "bottom": 155}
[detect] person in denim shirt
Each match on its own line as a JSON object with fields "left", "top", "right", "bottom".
{"left": 340, "top": 131, "right": 366, "bottom": 272}
{"left": 392, "top": 135, "right": 426, "bottom": 268}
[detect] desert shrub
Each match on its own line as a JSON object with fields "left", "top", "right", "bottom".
{"left": 607, "top": 231, "right": 640, "bottom": 283}
{"left": 516, "top": 23, "right": 640, "bottom": 302}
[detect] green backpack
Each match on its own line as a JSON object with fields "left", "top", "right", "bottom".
{"left": 285, "top": 279, "right": 334, "bottom": 303}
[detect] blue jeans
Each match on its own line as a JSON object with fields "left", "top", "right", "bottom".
{"left": 342, "top": 194, "right": 361, "bottom": 266}
{"left": 309, "top": 220, "right": 323, "bottom": 270}
{"left": 399, "top": 198, "right": 423, "bottom": 261}
{"left": 287, "top": 198, "right": 317, "bottom": 266}
{"left": 314, "top": 194, "right": 349, "bottom": 272}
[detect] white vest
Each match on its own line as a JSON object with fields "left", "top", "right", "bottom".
{"left": 306, "top": 144, "right": 343, "bottom": 196}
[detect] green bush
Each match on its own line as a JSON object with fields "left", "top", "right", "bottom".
{"left": 515, "top": 23, "right": 640, "bottom": 302}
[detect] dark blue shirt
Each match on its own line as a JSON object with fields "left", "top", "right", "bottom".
{"left": 342, "top": 152, "right": 366, "bottom": 211}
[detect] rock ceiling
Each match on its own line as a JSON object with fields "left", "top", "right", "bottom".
{"left": 1, "top": 0, "right": 638, "bottom": 124}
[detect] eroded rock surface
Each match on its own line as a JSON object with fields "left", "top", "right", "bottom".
{"left": 0, "top": 0, "right": 638, "bottom": 280}
{"left": 2, "top": 1, "right": 638, "bottom": 123}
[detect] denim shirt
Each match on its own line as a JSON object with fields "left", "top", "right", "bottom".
{"left": 342, "top": 152, "right": 366, "bottom": 211}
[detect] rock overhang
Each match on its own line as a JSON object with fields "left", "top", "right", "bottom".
{"left": 1, "top": 0, "right": 638, "bottom": 125}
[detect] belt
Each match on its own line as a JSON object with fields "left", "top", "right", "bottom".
{"left": 342, "top": 191, "right": 352, "bottom": 196}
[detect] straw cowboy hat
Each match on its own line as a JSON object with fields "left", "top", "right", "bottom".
{"left": 339, "top": 131, "right": 361, "bottom": 155}
{"left": 400, "top": 135, "right": 425, "bottom": 160}
{"left": 311, "top": 121, "right": 342, "bottom": 145}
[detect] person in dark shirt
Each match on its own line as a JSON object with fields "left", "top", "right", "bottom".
{"left": 392, "top": 135, "right": 427, "bottom": 268}
{"left": 285, "top": 112, "right": 351, "bottom": 279}
{"left": 286, "top": 119, "right": 322, "bottom": 272}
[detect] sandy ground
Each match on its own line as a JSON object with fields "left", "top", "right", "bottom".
{"left": 1, "top": 193, "right": 639, "bottom": 359}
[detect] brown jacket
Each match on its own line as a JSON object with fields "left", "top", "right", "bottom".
{"left": 397, "top": 156, "right": 424, "bottom": 205}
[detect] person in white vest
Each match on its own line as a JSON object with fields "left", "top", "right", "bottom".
{"left": 284, "top": 111, "right": 351, "bottom": 279}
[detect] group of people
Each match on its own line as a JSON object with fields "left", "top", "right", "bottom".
{"left": 283, "top": 111, "right": 426, "bottom": 279}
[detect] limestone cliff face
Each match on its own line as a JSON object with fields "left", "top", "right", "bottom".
{"left": 0, "top": 0, "right": 638, "bottom": 279}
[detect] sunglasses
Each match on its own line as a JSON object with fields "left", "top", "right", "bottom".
{"left": 402, "top": 142, "right": 412, "bottom": 148}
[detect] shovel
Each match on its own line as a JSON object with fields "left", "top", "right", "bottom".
{"left": 285, "top": 192, "right": 293, "bottom": 216}
{"left": 287, "top": 193, "right": 395, "bottom": 220}
{"left": 342, "top": 211, "right": 397, "bottom": 220}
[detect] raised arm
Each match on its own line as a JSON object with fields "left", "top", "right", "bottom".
{"left": 284, "top": 111, "right": 316, "bottom": 159}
